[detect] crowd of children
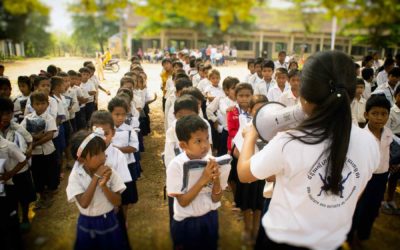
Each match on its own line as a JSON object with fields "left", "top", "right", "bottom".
{"left": 0, "top": 49, "right": 399, "bottom": 250}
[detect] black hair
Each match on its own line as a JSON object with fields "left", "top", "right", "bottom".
{"left": 222, "top": 77, "right": 240, "bottom": 90}
{"left": 247, "top": 59, "right": 255, "bottom": 67}
{"left": 50, "top": 76, "right": 64, "bottom": 92}
{"left": 83, "top": 61, "right": 93, "bottom": 67}
{"left": 47, "top": 65, "right": 58, "bottom": 76}
{"left": 70, "top": 130, "right": 107, "bottom": 160}
{"left": 33, "top": 76, "right": 49, "bottom": 88}
{"left": 175, "top": 115, "right": 208, "bottom": 142}
{"left": 172, "top": 61, "right": 183, "bottom": 68}
{"left": 86, "top": 64, "right": 95, "bottom": 72}
{"left": 361, "top": 68, "right": 374, "bottom": 81}
{"left": 79, "top": 67, "right": 91, "bottom": 74}
{"left": 383, "top": 58, "right": 395, "bottom": 68}
{"left": 117, "top": 87, "right": 133, "bottom": 101}
{"left": 288, "top": 69, "right": 301, "bottom": 79}
{"left": 162, "top": 58, "right": 172, "bottom": 65}
{"left": 30, "top": 91, "right": 48, "bottom": 104}
{"left": 0, "top": 77, "right": 11, "bottom": 89}
{"left": 180, "top": 87, "right": 205, "bottom": 102}
{"left": 278, "top": 51, "right": 287, "bottom": 56}
{"left": 120, "top": 76, "right": 136, "bottom": 88}
{"left": 175, "top": 78, "right": 193, "bottom": 92}
{"left": 174, "top": 95, "right": 199, "bottom": 114}
{"left": 67, "top": 70, "right": 78, "bottom": 77}
{"left": 362, "top": 55, "right": 373, "bottom": 67}
{"left": 189, "top": 58, "right": 196, "bottom": 68}
{"left": 17, "top": 76, "right": 30, "bottom": 86}
{"left": 0, "top": 65, "right": 4, "bottom": 69}
{"left": 89, "top": 110, "right": 114, "bottom": 128}
{"left": 262, "top": 60, "right": 275, "bottom": 70}
{"left": 0, "top": 97, "right": 14, "bottom": 114}
{"left": 388, "top": 67, "right": 400, "bottom": 78}
{"left": 235, "top": 83, "right": 253, "bottom": 96}
{"left": 356, "top": 78, "right": 365, "bottom": 86}
{"left": 366, "top": 94, "right": 391, "bottom": 113}
{"left": 107, "top": 96, "right": 129, "bottom": 113}
{"left": 254, "top": 58, "right": 264, "bottom": 66}
{"left": 289, "top": 50, "right": 356, "bottom": 196}
{"left": 276, "top": 67, "right": 289, "bottom": 76}
{"left": 395, "top": 85, "right": 400, "bottom": 97}
{"left": 198, "top": 64, "right": 212, "bottom": 72}
{"left": 57, "top": 71, "right": 68, "bottom": 77}
{"left": 354, "top": 63, "right": 360, "bottom": 69}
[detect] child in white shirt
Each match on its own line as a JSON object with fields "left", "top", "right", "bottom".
{"left": 254, "top": 60, "right": 276, "bottom": 97}
{"left": 248, "top": 58, "right": 264, "bottom": 88}
{"left": 243, "top": 59, "right": 255, "bottom": 83}
{"left": 79, "top": 67, "right": 97, "bottom": 122}
{"left": 13, "top": 76, "right": 32, "bottom": 123}
{"left": 68, "top": 71, "right": 88, "bottom": 130}
{"left": 66, "top": 130, "right": 129, "bottom": 250}
{"left": 351, "top": 79, "right": 367, "bottom": 127}
{"left": 267, "top": 68, "right": 290, "bottom": 102}
{"left": 279, "top": 69, "right": 300, "bottom": 107}
{"left": 167, "top": 115, "right": 229, "bottom": 249}
{"left": 196, "top": 65, "right": 213, "bottom": 95}
{"left": 204, "top": 69, "right": 224, "bottom": 103}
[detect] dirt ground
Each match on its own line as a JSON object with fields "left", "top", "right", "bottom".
{"left": 2, "top": 57, "right": 400, "bottom": 249}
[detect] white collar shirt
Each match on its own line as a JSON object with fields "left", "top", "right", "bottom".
{"left": 387, "top": 104, "right": 400, "bottom": 135}
{"left": 254, "top": 79, "right": 276, "bottom": 97}
{"left": 267, "top": 83, "right": 290, "bottom": 102}
{"left": 364, "top": 125, "right": 393, "bottom": 174}
{"left": 112, "top": 123, "right": 139, "bottom": 164}
{"left": 351, "top": 97, "right": 366, "bottom": 123}
{"left": 278, "top": 89, "right": 299, "bottom": 107}
{"left": 105, "top": 144, "right": 132, "bottom": 183}
{"left": 0, "top": 138, "right": 26, "bottom": 185}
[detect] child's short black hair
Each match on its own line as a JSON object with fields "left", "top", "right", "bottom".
{"left": 120, "top": 76, "right": 136, "bottom": 88}
{"left": 354, "top": 63, "right": 361, "bottom": 70}
{"left": 79, "top": 67, "right": 91, "bottom": 74}
{"left": 86, "top": 64, "right": 95, "bottom": 72}
{"left": 0, "top": 77, "right": 11, "bottom": 89}
{"left": 222, "top": 77, "right": 240, "bottom": 90}
{"left": 174, "top": 95, "right": 199, "bottom": 114}
{"left": 83, "top": 61, "right": 93, "bottom": 67}
{"left": 175, "top": 115, "right": 208, "bottom": 142}
{"left": 276, "top": 67, "right": 289, "bottom": 77}
{"left": 162, "top": 58, "right": 172, "bottom": 65}
{"left": 388, "top": 67, "right": 400, "bottom": 78}
{"left": 262, "top": 60, "right": 275, "bottom": 71}
{"left": 117, "top": 87, "right": 133, "bottom": 101}
{"left": 107, "top": 96, "right": 128, "bottom": 113}
{"left": 50, "top": 76, "right": 64, "bottom": 91}
{"left": 383, "top": 58, "right": 395, "bottom": 68}
{"left": 18, "top": 76, "right": 31, "bottom": 87}
{"left": 70, "top": 130, "right": 107, "bottom": 160}
{"left": 47, "top": 64, "right": 58, "bottom": 76}
{"left": 180, "top": 87, "right": 205, "bottom": 102}
{"left": 33, "top": 76, "right": 48, "bottom": 88}
{"left": 172, "top": 61, "right": 183, "bottom": 68}
{"left": 394, "top": 86, "right": 400, "bottom": 97}
{"left": 288, "top": 69, "right": 301, "bottom": 79}
{"left": 90, "top": 110, "right": 114, "bottom": 129}
{"left": 198, "top": 63, "right": 212, "bottom": 72}
{"left": 189, "top": 58, "right": 196, "bottom": 68}
{"left": 57, "top": 71, "right": 68, "bottom": 77}
{"left": 249, "top": 94, "right": 268, "bottom": 110}
{"left": 247, "top": 59, "right": 255, "bottom": 67}
{"left": 175, "top": 78, "right": 193, "bottom": 92}
{"left": 366, "top": 94, "right": 391, "bottom": 113}
{"left": 356, "top": 78, "right": 365, "bottom": 87}
{"left": 361, "top": 68, "right": 374, "bottom": 81}
{"left": 235, "top": 83, "right": 253, "bottom": 96}
{"left": 0, "top": 64, "right": 4, "bottom": 69}
{"left": 254, "top": 58, "right": 264, "bottom": 66}
{"left": 0, "top": 97, "right": 14, "bottom": 114}
{"left": 30, "top": 91, "right": 48, "bottom": 104}
{"left": 278, "top": 51, "right": 287, "bottom": 56}
{"left": 67, "top": 70, "right": 78, "bottom": 77}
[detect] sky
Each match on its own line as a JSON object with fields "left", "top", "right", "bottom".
{"left": 42, "top": 0, "right": 293, "bottom": 34}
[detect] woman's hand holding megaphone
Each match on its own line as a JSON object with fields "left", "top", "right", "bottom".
{"left": 242, "top": 123, "right": 259, "bottom": 141}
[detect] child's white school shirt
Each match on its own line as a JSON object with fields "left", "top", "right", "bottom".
{"left": 165, "top": 77, "right": 175, "bottom": 98}
{"left": 248, "top": 73, "right": 264, "bottom": 88}
{"left": 80, "top": 81, "right": 96, "bottom": 103}
{"left": 278, "top": 89, "right": 298, "bottom": 107}
{"left": 364, "top": 125, "right": 393, "bottom": 174}
{"left": 166, "top": 152, "right": 226, "bottom": 221}
{"left": 372, "top": 82, "right": 398, "bottom": 106}
{"left": 0, "top": 121, "right": 32, "bottom": 173}
{"left": 254, "top": 79, "right": 276, "bottom": 97}
{"left": 25, "top": 96, "right": 58, "bottom": 121}
{"left": 164, "top": 92, "right": 176, "bottom": 131}
{"left": 204, "top": 85, "right": 224, "bottom": 100}
{"left": 206, "top": 96, "right": 236, "bottom": 130}
{"left": 197, "top": 78, "right": 211, "bottom": 95}
{"left": 387, "top": 104, "right": 400, "bottom": 135}
{"left": 274, "top": 60, "right": 288, "bottom": 70}
{"left": 0, "top": 137, "right": 26, "bottom": 185}
{"left": 363, "top": 80, "right": 372, "bottom": 100}
{"left": 350, "top": 97, "right": 366, "bottom": 123}
{"left": 112, "top": 123, "right": 139, "bottom": 164}
{"left": 250, "top": 125, "right": 379, "bottom": 250}
{"left": 53, "top": 95, "right": 68, "bottom": 122}
{"left": 105, "top": 144, "right": 132, "bottom": 183}
{"left": 376, "top": 70, "right": 388, "bottom": 87}
{"left": 66, "top": 161, "right": 126, "bottom": 216}
{"left": 192, "top": 74, "right": 202, "bottom": 88}
{"left": 13, "top": 94, "right": 30, "bottom": 121}
{"left": 21, "top": 112, "right": 57, "bottom": 155}
{"left": 89, "top": 75, "right": 100, "bottom": 103}
{"left": 64, "top": 87, "right": 80, "bottom": 119}
{"left": 73, "top": 85, "right": 89, "bottom": 108}
{"left": 243, "top": 73, "right": 253, "bottom": 84}
{"left": 267, "top": 83, "right": 290, "bottom": 102}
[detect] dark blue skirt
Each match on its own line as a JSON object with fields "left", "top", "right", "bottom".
{"left": 128, "top": 162, "right": 141, "bottom": 181}
{"left": 138, "top": 131, "right": 145, "bottom": 152}
{"left": 75, "top": 210, "right": 130, "bottom": 250}
{"left": 121, "top": 181, "right": 138, "bottom": 205}
{"left": 171, "top": 210, "right": 219, "bottom": 250}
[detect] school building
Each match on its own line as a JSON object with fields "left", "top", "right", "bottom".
{"left": 115, "top": 7, "right": 399, "bottom": 60}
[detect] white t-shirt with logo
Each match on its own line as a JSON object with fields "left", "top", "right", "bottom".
{"left": 250, "top": 125, "right": 379, "bottom": 250}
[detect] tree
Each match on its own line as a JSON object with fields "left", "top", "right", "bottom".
{"left": 69, "top": 0, "right": 126, "bottom": 53}
{"left": 132, "top": 0, "right": 259, "bottom": 42}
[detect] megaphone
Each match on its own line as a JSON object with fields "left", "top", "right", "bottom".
{"left": 253, "top": 102, "right": 306, "bottom": 141}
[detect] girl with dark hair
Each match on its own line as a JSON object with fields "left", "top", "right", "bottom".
{"left": 237, "top": 51, "right": 380, "bottom": 249}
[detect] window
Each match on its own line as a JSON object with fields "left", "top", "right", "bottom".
{"left": 293, "top": 43, "right": 311, "bottom": 53}
{"left": 232, "top": 41, "right": 253, "bottom": 51}
{"left": 335, "top": 45, "right": 344, "bottom": 52}
{"left": 351, "top": 46, "right": 366, "bottom": 56}
{"left": 275, "top": 42, "right": 287, "bottom": 52}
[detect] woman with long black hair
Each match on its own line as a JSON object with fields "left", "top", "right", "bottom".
{"left": 237, "top": 51, "right": 380, "bottom": 250}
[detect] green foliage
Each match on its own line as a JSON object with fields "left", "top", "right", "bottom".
{"left": 23, "top": 11, "right": 52, "bottom": 57}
